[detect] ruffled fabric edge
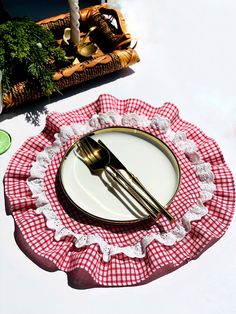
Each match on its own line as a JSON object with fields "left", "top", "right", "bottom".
{"left": 4, "top": 94, "right": 235, "bottom": 287}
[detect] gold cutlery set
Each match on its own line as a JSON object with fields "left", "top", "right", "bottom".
{"left": 76, "top": 136, "right": 174, "bottom": 223}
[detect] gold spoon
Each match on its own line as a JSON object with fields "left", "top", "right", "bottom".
{"left": 76, "top": 26, "right": 97, "bottom": 57}
{"left": 78, "top": 139, "right": 158, "bottom": 221}
{"left": 78, "top": 137, "right": 165, "bottom": 220}
{"left": 83, "top": 136, "right": 174, "bottom": 222}
{"left": 98, "top": 140, "right": 174, "bottom": 222}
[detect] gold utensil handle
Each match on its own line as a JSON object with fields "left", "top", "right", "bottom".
{"left": 98, "top": 140, "right": 174, "bottom": 222}
{"left": 127, "top": 172, "right": 174, "bottom": 222}
{"left": 105, "top": 167, "right": 158, "bottom": 221}
{"left": 109, "top": 166, "right": 161, "bottom": 217}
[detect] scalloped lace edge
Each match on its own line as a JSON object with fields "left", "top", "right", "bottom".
{"left": 27, "top": 111, "right": 215, "bottom": 262}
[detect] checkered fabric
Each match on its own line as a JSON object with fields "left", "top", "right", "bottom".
{"left": 4, "top": 94, "right": 235, "bottom": 287}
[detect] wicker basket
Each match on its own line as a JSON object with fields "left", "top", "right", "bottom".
{"left": 3, "top": 4, "right": 140, "bottom": 110}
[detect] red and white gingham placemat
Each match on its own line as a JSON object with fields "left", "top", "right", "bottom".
{"left": 4, "top": 94, "right": 235, "bottom": 288}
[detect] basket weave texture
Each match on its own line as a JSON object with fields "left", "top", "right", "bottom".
{"left": 3, "top": 4, "right": 140, "bottom": 110}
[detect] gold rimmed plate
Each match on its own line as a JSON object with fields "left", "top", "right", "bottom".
{"left": 59, "top": 127, "right": 181, "bottom": 224}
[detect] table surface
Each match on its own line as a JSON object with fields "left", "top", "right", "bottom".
{"left": 0, "top": 1, "right": 236, "bottom": 313}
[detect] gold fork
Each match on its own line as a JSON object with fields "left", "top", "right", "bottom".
{"left": 78, "top": 139, "right": 159, "bottom": 221}
{"left": 98, "top": 140, "right": 174, "bottom": 222}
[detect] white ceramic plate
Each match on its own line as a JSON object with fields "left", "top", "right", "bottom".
{"left": 59, "top": 127, "right": 180, "bottom": 223}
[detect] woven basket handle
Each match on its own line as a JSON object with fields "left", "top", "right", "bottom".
{"left": 98, "top": 6, "right": 128, "bottom": 34}
{"left": 98, "top": 5, "right": 137, "bottom": 50}
{"left": 114, "top": 36, "right": 137, "bottom": 50}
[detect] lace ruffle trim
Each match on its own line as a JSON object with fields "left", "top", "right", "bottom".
{"left": 27, "top": 111, "right": 215, "bottom": 262}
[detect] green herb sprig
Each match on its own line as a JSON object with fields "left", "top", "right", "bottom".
{"left": 0, "top": 17, "right": 68, "bottom": 96}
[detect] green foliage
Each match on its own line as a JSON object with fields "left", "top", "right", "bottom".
{"left": 0, "top": 17, "right": 68, "bottom": 96}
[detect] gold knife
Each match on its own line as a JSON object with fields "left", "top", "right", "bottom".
{"left": 98, "top": 139, "right": 174, "bottom": 222}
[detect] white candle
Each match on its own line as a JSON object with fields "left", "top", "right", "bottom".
{"left": 68, "top": 0, "right": 80, "bottom": 45}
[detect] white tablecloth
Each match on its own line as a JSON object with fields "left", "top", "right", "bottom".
{"left": 0, "top": 0, "right": 236, "bottom": 313}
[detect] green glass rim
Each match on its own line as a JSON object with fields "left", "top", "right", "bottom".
{"left": 0, "top": 129, "right": 12, "bottom": 154}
